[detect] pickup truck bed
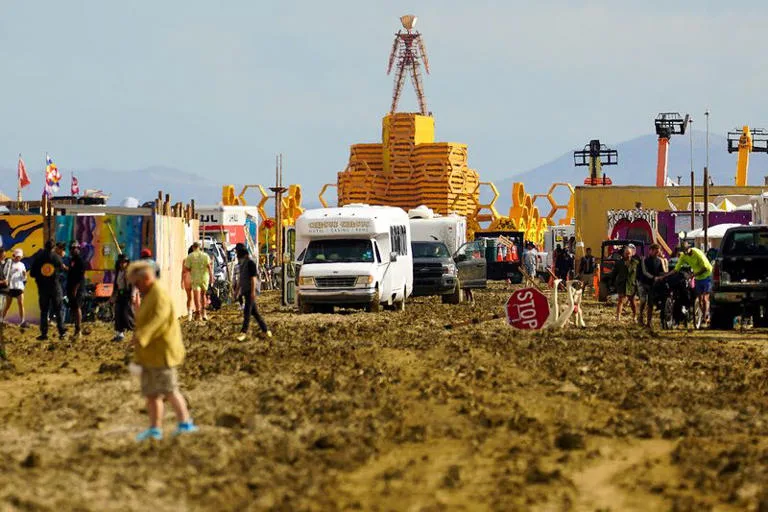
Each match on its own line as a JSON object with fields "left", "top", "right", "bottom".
{"left": 711, "top": 226, "right": 768, "bottom": 329}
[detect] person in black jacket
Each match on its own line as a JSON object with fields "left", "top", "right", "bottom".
{"left": 111, "top": 254, "right": 135, "bottom": 341}
{"left": 234, "top": 246, "right": 271, "bottom": 341}
{"left": 66, "top": 242, "right": 87, "bottom": 339}
{"left": 30, "top": 239, "right": 67, "bottom": 341}
{"left": 637, "top": 243, "right": 665, "bottom": 327}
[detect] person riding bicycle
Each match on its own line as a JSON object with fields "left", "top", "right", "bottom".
{"left": 664, "top": 241, "right": 712, "bottom": 325}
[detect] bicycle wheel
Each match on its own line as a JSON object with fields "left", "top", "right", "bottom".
{"left": 660, "top": 296, "right": 675, "bottom": 330}
{"left": 691, "top": 301, "right": 703, "bottom": 330}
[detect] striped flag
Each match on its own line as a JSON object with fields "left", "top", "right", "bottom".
{"left": 44, "top": 154, "right": 62, "bottom": 198}
{"left": 71, "top": 175, "right": 80, "bottom": 195}
{"left": 18, "top": 155, "right": 30, "bottom": 188}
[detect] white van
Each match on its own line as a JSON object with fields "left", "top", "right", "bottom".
{"left": 295, "top": 205, "right": 413, "bottom": 313}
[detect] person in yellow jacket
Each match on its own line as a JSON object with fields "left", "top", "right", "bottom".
{"left": 127, "top": 260, "right": 198, "bottom": 441}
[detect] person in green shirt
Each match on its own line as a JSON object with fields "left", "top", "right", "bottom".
{"left": 672, "top": 241, "right": 713, "bottom": 324}
{"left": 183, "top": 242, "right": 213, "bottom": 322}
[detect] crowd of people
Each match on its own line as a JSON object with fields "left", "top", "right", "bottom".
{"left": 0, "top": 238, "right": 276, "bottom": 441}
{"left": 610, "top": 241, "right": 712, "bottom": 327}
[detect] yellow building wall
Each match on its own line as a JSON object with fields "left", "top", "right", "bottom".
{"left": 575, "top": 185, "right": 764, "bottom": 253}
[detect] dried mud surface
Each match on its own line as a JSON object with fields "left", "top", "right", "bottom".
{"left": 2, "top": 283, "right": 768, "bottom": 511}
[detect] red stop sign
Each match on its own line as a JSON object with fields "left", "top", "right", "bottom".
{"left": 506, "top": 288, "right": 550, "bottom": 330}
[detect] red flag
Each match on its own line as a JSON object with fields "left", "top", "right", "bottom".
{"left": 71, "top": 175, "right": 80, "bottom": 195}
{"left": 18, "top": 155, "right": 30, "bottom": 188}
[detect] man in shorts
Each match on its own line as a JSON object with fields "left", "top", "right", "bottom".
{"left": 128, "top": 260, "right": 197, "bottom": 441}
{"left": 183, "top": 242, "right": 213, "bottom": 321}
{"left": 66, "top": 242, "right": 86, "bottom": 339}
{"left": 673, "top": 241, "right": 713, "bottom": 324}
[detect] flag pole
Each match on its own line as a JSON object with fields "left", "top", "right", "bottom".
{"left": 17, "top": 154, "right": 22, "bottom": 203}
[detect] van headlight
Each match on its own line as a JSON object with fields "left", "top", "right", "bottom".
{"left": 356, "top": 275, "right": 375, "bottom": 286}
{"left": 299, "top": 276, "right": 315, "bottom": 287}
{"left": 442, "top": 263, "right": 456, "bottom": 275}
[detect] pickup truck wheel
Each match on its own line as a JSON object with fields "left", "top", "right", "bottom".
{"left": 753, "top": 314, "right": 768, "bottom": 328}
{"left": 710, "top": 308, "right": 734, "bottom": 330}
{"left": 598, "top": 281, "right": 609, "bottom": 302}
{"left": 442, "top": 282, "right": 463, "bottom": 304}
{"left": 298, "top": 298, "right": 314, "bottom": 314}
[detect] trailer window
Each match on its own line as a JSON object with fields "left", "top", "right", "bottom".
{"left": 390, "top": 225, "right": 408, "bottom": 256}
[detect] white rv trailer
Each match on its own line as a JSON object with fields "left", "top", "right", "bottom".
{"left": 407, "top": 205, "right": 467, "bottom": 255}
{"left": 295, "top": 204, "right": 413, "bottom": 313}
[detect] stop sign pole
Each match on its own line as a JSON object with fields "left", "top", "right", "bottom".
{"left": 506, "top": 287, "right": 551, "bottom": 330}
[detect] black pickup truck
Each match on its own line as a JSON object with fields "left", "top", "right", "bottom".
{"left": 711, "top": 225, "right": 768, "bottom": 329}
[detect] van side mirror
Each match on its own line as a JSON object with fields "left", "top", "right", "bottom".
{"left": 390, "top": 252, "right": 398, "bottom": 262}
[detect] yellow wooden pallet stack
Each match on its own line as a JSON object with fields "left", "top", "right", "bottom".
{"left": 338, "top": 113, "right": 480, "bottom": 217}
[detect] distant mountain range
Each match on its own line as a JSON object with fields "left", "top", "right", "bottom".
{"left": 0, "top": 166, "right": 223, "bottom": 206}
{"left": 492, "top": 131, "right": 761, "bottom": 213}
{"left": 2, "top": 131, "right": 762, "bottom": 213}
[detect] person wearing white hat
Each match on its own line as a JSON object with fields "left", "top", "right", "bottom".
{"left": 1, "top": 248, "right": 28, "bottom": 327}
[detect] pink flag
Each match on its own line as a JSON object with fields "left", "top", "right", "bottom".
{"left": 71, "top": 175, "right": 80, "bottom": 195}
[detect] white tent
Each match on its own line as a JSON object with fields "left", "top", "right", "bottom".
{"left": 686, "top": 223, "right": 744, "bottom": 240}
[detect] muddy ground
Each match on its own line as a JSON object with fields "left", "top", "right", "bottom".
{"left": 2, "top": 283, "right": 768, "bottom": 511}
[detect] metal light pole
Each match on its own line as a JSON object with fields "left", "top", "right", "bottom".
{"left": 689, "top": 118, "right": 694, "bottom": 177}
{"left": 689, "top": 117, "right": 695, "bottom": 233}
{"left": 703, "top": 110, "right": 710, "bottom": 250}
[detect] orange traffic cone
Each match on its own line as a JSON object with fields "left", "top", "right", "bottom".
{"left": 496, "top": 246, "right": 503, "bottom": 262}
{"left": 509, "top": 245, "right": 519, "bottom": 262}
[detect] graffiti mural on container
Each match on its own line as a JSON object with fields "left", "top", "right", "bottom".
{"left": 0, "top": 215, "right": 44, "bottom": 324}
{"left": 55, "top": 215, "right": 144, "bottom": 284}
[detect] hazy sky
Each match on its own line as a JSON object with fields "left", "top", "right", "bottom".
{"left": 2, "top": 0, "right": 767, "bottom": 196}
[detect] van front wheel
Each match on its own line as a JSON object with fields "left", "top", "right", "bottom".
{"left": 394, "top": 292, "right": 406, "bottom": 312}
{"left": 367, "top": 294, "right": 380, "bottom": 313}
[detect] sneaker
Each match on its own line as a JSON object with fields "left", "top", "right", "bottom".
{"left": 59, "top": 330, "right": 68, "bottom": 340}
{"left": 173, "top": 421, "right": 199, "bottom": 436}
{"left": 261, "top": 330, "right": 273, "bottom": 339}
{"left": 71, "top": 331, "right": 81, "bottom": 341}
{"left": 36, "top": 335, "right": 48, "bottom": 341}
{"left": 187, "top": 311, "right": 193, "bottom": 322}
{"left": 112, "top": 332, "right": 125, "bottom": 342}
{"left": 136, "top": 427, "right": 163, "bottom": 441}
{"left": 236, "top": 333, "right": 247, "bottom": 342}
{"left": 19, "top": 321, "right": 28, "bottom": 329}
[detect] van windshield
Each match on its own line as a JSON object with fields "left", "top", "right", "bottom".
{"left": 304, "top": 239, "right": 375, "bottom": 264}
